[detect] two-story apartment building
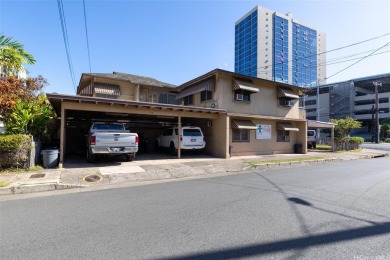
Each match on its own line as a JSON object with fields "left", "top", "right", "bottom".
{"left": 175, "top": 69, "right": 307, "bottom": 156}
{"left": 48, "top": 69, "right": 307, "bottom": 167}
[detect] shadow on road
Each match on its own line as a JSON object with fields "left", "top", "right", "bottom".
{"left": 158, "top": 222, "right": 390, "bottom": 259}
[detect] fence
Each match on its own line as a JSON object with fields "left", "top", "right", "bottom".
{"left": 317, "top": 137, "right": 331, "bottom": 145}
{"left": 28, "top": 138, "right": 41, "bottom": 168}
{"left": 334, "top": 142, "right": 360, "bottom": 151}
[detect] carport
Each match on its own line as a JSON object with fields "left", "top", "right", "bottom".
{"left": 307, "top": 120, "right": 337, "bottom": 151}
{"left": 47, "top": 93, "right": 228, "bottom": 168}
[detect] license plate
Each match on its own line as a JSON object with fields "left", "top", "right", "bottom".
{"left": 191, "top": 139, "right": 196, "bottom": 142}
{"left": 112, "top": 148, "right": 120, "bottom": 152}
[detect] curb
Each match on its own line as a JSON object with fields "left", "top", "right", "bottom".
{"left": 0, "top": 183, "right": 84, "bottom": 195}
{"left": 250, "top": 157, "right": 342, "bottom": 170}
{"left": 0, "top": 152, "right": 388, "bottom": 196}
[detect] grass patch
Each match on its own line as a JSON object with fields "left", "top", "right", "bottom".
{"left": 0, "top": 180, "right": 11, "bottom": 187}
{"left": 247, "top": 156, "right": 329, "bottom": 165}
{"left": 336, "top": 148, "right": 362, "bottom": 153}
{"left": 316, "top": 144, "right": 332, "bottom": 150}
{"left": 0, "top": 165, "right": 44, "bottom": 175}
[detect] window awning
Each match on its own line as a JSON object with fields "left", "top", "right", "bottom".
{"left": 277, "top": 87, "right": 299, "bottom": 99}
{"left": 231, "top": 119, "right": 257, "bottom": 130}
{"left": 176, "top": 78, "right": 215, "bottom": 99}
{"left": 93, "top": 83, "right": 121, "bottom": 96}
{"left": 232, "top": 79, "right": 259, "bottom": 93}
{"left": 276, "top": 123, "right": 299, "bottom": 132}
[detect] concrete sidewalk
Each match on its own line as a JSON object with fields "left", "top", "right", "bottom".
{"left": 1, "top": 148, "right": 389, "bottom": 196}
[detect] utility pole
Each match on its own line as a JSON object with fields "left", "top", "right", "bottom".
{"left": 316, "top": 82, "right": 320, "bottom": 138}
{"left": 317, "top": 84, "right": 320, "bottom": 122}
{"left": 371, "top": 105, "right": 375, "bottom": 143}
{"left": 373, "top": 81, "right": 382, "bottom": 144}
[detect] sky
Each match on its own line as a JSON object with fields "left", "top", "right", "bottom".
{"left": 1, "top": 0, "right": 389, "bottom": 95}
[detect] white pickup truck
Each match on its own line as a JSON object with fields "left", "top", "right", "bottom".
{"left": 86, "top": 122, "right": 138, "bottom": 162}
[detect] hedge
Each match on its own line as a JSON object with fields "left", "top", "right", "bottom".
{"left": 334, "top": 136, "right": 364, "bottom": 151}
{"left": 0, "top": 134, "right": 32, "bottom": 169}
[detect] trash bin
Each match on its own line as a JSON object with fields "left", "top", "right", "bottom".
{"left": 294, "top": 144, "right": 303, "bottom": 154}
{"left": 41, "top": 149, "right": 59, "bottom": 168}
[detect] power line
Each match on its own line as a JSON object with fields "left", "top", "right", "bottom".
{"left": 256, "top": 48, "right": 390, "bottom": 75}
{"left": 82, "top": 0, "right": 92, "bottom": 73}
{"left": 57, "top": 0, "right": 76, "bottom": 92}
{"left": 325, "top": 50, "right": 390, "bottom": 66}
{"left": 325, "top": 46, "right": 390, "bottom": 63}
{"left": 238, "top": 32, "right": 390, "bottom": 73}
{"left": 319, "top": 41, "right": 390, "bottom": 84}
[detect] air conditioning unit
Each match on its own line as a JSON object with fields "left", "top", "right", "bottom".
{"left": 235, "top": 94, "right": 244, "bottom": 101}
{"left": 283, "top": 100, "right": 294, "bottom": 107}
{"left": 210, "top": 102, "right": 218, "bottom": 108}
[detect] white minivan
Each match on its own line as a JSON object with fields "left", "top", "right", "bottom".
{"left": 155, "top": 126, "right": 206, "bottom": 153}
{"left": 307, "top": 130, "right": 317, "bottom": 149}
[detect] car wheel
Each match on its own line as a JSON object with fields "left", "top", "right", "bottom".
{"left": 126, "top": 154, "right": 135, "bottom": 162}
{"left": 313, "top": 143, "right": 316, "bottom": 149}
{"left": 154, "top": 141, "right": 160, "bottom": 152}
{"left": 169, "top": 142, "right": 177, "bottom": 155}
{"left": 86, "top": 150, "right": 95, "bottom": 163}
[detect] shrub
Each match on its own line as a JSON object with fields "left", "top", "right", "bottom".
{"left": 350, "top": 136, "right": 364, "bottom": 144}
{"left": 385, "top": 138, "right": 390, "bottom": 143}
{"left": 334, "top": 136, "right": 363, "bottom": 151}
{"left": 336, "top": 136, "right": 350, "bottom": 143}
{"left": 0, "top": 134, "right": 31, "bottom": 169}
{"left": 3, "top": 95, "right": 53, "bottom": 138}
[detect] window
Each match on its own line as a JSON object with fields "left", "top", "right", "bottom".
{"left": 305, "top": 99, "right": 316, "bottom": 106}
{"left": 234, "top": 90, "right": 251, "bottom": 102}
{"left": 159, "top": 93, "right": 180, "bottom": 105}
{"left": 183, "top": 95, "right": 193, "bottom": 105}
{"left": 183, "top": 129, "right": 202, "bottom": 136}
{"left": 232, "top": 129, "right": 249, "bottom": 142}
{"left": 279, "top": 97, "right": 294, "bottom": 107}
{"left": 200, "top": 90, "right": 213, "bottom": 102}
{"left": 277, "top": 131, "right": 290, "bottom": 142}
{"left": 162, "top": 129, "right": 173, "bottom": 136}
{"left": 95, "top": 93, "right": 118, "bottom": 99}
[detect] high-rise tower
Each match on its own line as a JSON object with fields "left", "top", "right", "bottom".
{"left": 235, "top": 6, "right": 326, "bottom": 87}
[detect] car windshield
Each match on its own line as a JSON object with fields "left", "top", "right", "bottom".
{"left": 183, "top": 129, "right": 202, "bottom": 136}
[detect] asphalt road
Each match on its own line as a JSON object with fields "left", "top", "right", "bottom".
{"left": 361, "top": 143, "right": 390, "bottom": 151}
{"left": 1, "top": 158, "right": 390, "bottom": 259}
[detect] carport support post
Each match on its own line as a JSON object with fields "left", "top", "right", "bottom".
{"left": 178, "top": 116, "right": 181, "bottom": 159}
{"left": 59, "top": 107, "right": 66, "bottom": 168}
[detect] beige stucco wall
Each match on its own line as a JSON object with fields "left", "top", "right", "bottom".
{"left": 228, "top": 118, "right": 306, "bottom": 156}
{"left": 215, "top": 74, "right": 303, "bottom": 119}
{"left": 184, "top": 114, "right": 228, "bottom": 158}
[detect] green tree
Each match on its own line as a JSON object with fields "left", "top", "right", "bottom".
{"left": 331, "top": 117, "right": 362, "bottom": 138}
{"left": 0, "top": 34, "right": 35, "bottom": 76}
{"left": 380, "top": 118, "right": 390, "bottom": 139}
